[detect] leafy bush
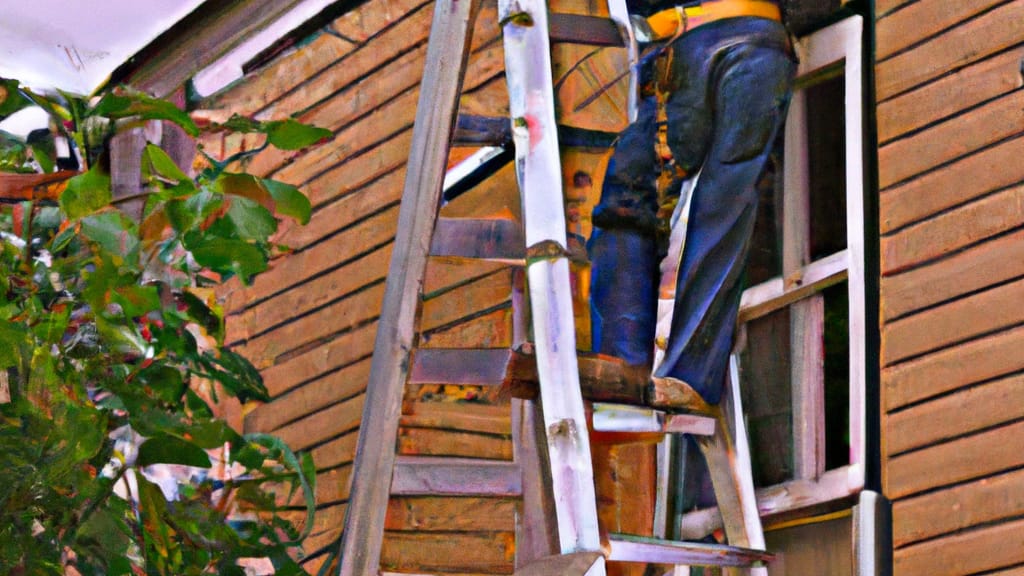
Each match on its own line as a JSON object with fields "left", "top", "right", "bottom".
{"left": 0, "top": 80, "right": 331, "bottom": 575}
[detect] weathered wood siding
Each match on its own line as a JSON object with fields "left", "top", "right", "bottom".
{"left": 876, "top": 1, "right": 1024, "bottom": 573}
{"left": 202, "top": 0, "right": 520, "bottom": 572}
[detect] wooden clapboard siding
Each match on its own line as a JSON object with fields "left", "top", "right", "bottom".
{"left": 198, "top": 0, "right": 524, "bottom": 572}
{"left": 878, "top": 2, "right": 1024, "bottom": 571}
{"left": 875, "top": 0, "right": 1024, "bottom": 102}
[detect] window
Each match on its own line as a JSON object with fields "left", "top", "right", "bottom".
{"left": 678, "top": 15, "right": 866, "bottom": 535}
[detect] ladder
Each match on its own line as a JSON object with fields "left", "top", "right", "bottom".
{"left": 336, "top": 0, "right": 771, "bottom": 573}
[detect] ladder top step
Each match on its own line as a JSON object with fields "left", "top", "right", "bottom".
{"left": 391, "top": 456, "right": 521, "bottom": 497}
{"left": 607, "top": 533, "right": 773, "bottom": 567}
{"left": 548, "top": 13, "right": 625, "bottom": 46}
{"left": 410, "top": 349, "right": 714, "bottom": 414}
{"left": 453, "top": 114, "right": 619, "bottom": 148}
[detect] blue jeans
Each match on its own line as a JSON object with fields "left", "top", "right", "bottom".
{"left": 589, "top": 16, "right": 795, "bottom": 404}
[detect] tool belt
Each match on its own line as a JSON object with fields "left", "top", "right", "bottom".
{"left": 643, "top": 0, "right": 782, "bottom": 41}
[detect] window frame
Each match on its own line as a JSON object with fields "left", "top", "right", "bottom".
{"left": 679, "top": 14, "right": 866, "bottom": 534}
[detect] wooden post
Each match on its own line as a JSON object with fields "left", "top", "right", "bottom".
{"left": 335, "top": 0, "right": 480, "bottom": 573}
{"left": 500, "top": 0, "right": 604, "bottom": 567}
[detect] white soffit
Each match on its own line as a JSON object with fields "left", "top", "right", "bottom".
{"left": 0, "top": 0, "right": 207, "bottom": 94}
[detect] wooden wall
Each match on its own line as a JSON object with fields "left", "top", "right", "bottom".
{"left": 875, "top": 1, "right": 1024, "bottom": 573}
{"left": 200, "top": 0, "right": 522, "bottom": 572}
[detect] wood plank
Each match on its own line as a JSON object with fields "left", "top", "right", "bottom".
{"left": 879, "top": 135, "right": 1024, "bottom": 234}
{"left": 886, "top": 373, "right": 1024, "bottom": 455}
{"left": 513, "top": 399, "right": 560, "bottom": 567}
{"left": 893, "top": 467, "right": 1024, "bottom": 547}
{"left": 894, "top": 517, "right": 1024, "bottom": 575}
{"left": 879, "top": 90, "right": 1024, "bottom": 189}
{"left": 882, "top": 183, "right": 1024, "bottom": 275}
{"left": 881, "top": 228, "right": 1024, "bottom": 321}
{"left": 385, "top": 496, "right": 517, "bottom": 531}
{"left": 330, "top": 0, "right": 432, "bottom": 43}
{"left": 883, "top": 323, "right": 1024, "bottom": 410}
{"left": 876, "top": 0, "right": 1008, "bottom": 61}
{"left": 515, "top": 552, "right": 601, "bottom": 576}
{"left": 310, "top": 429, "right": 361, "bottom": 471}
{"left": 419, "top": 269, "right": 513, "bottom": 332}
{"left": 398, "top": 427, "right": 513, "bottom": 460}
{"left": 419, "top": 306, "right": 514, "bottom": 349}
{"left": 203, "top": 32, "right": 355, "bottom": 116}
{"left": 739, "top": 250, "right": 849, "bottom": 322}
{"left": 234, "top": 281, "right": 385, "bottom": 368}
{"left": 423, "top": 257, "right": 510, "bottom": 297}
{"left": 886, "top": 419, "right": 1024, "bottom": 499}
{"left": 260, "top": 320, "right": 377, "bottom": 398}
{"left": 878, "top": 46, "right": 1024, "bottom": 144}
{"left": 607, "top": 534, "right": 773, "bottom": 567}
{"left": 336, "top": 3, "right": 481, "bottom": 565}
{"left": 246, "top": 358, "right": 371, "bottom": 433}
{"left": 380, "top": 532, "right": 516, "bottom": 574}
{"left": 590, "top": 403, "right": 716, "bottom": 436}
{"left": 274, "top": 169, "right": 404, "bottom": 252}
{"left": 270, "top": 2, "right": 434, "bottom": 120}
{"left": 401, "top": 401, "right": 512, "bottom": 435}
{"left": 273, "top": 86, "right": 420, "bottom": 184}
{"left": 460, "top": 74, "right": 511, "bottom": 118}
{"left": 883, "top": 277, "right": 1024, "bottom": 364}
{"left": 430, "top": 217, "right": 525, "bottom": 261}
{"left": 875, "top": 0, "right": 915, "bottom": 18}
{"left": 303, "top": 129, "right": 412, "bottom": 207}
{"left": 271, "top": 393, "right": 365, "bottom": 452}
{"left": 227, "top": 204, "right": 398, "bottom": 312}
{"left": 271, "top": 464, "right": 352, "bottom": 507}
{"left": 548, "top": 13, "right": 623, "bottom": 46}
{"left": 875, "top": 0, "right": 1024, "bottom": 102}
{"left": 391, "top": 456, "right": 521, "bottom": 496}
{"left": 227, "top": 243, "right": 392, "bottom": 344}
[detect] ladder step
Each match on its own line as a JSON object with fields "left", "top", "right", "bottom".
{"left": 514, "top": 552, "right": 603, "bottom": 576}
{"left": 391, "top": 456, "right": 522, "bottom": 496}
{"left": 454, "top": 114, "right": 619, "bottom": 148}
{"left": 549, "top": 13, "right": 625, "bottom": 46}
{"left": 591, "top": 403, "right": 716, "bottom": 436}
{"left": 410, "top": 348, "right": 514, "bottom": 386}
{"left": 607, "top": 534, "right": 773, "bottom": 567}
{"left": 430, "top": 217, "right": 525, "bottom": 261}
{"left": 508, "top": 350, "right": 649, "bottom": 406}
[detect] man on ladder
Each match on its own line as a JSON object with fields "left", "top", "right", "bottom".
{"left": 589, "top": 0, "right": 796, "bottom": 407}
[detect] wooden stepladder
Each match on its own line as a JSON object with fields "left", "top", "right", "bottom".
{"left": 336, "top": 0, "right": 771, "bottom": 573}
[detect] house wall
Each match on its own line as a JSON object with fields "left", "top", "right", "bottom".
{"left": 201, "top": 1, "right": 522, "bottom": 573}
{"left": 875, "top": 1, "right": 1024, "bottom": 573}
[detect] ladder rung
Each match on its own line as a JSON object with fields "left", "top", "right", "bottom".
{"left": 430, "top": 217, "right": 525, "bottom": 261}
{"left": 549, "top": 13, "right": 625, "bottom": 46}
{"left": 391, "top": 456, "right": 522, "bottom": 496}
{"left": 514, "top": 552, "right": 603, "bottom": 576}
{"left": 410, "top": 348, "right": 514, "bottom": 385}
{"left": 592, "top": 403, "right": 716, "bottom": 436}
{"left": 607, "top": 534, "right": 773, "bottom": 567}
{"left": 509, "top": 350, "right": 648, "bottom": 405}
{"left": 454, "top": 114, "right": 619, "bottom": 148}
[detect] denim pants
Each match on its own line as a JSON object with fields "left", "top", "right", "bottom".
{"left": 589, "top": 16, "right": 796, "bottom": 404}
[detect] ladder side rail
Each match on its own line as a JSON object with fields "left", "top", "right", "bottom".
{"left": 500, "top": 0, "right": 604, "bottom": 566}
{"left": 336, "top": 0, "right": 480, "bottom": 572}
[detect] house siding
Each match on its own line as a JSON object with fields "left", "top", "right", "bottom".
{"left": 876, "top": 0, "right": 1024, "bottom": 573}
{"left": 203, "top": 0, "right": 520, "bottom": 573}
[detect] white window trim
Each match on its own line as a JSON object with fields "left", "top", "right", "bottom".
{"left": 679, "top": 15, "right": 865, "bottom": 537}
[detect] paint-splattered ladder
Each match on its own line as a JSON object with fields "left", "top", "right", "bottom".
{"left": 336, "top": 0, "right": 770, "bottom": 574}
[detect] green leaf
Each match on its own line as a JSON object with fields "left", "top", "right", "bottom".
{"left": 262, "top": 179, "right": 311, "bottom": 225}
{"left": 60, "top": 164, "right": 112, "bottom": 219}
{"left": 216, "top": 173, "right": 274, "bottom": 211}
{"left": 264, "top": 118, "right": 332, "bottom": 150}
{"left": 0, "top": 318, "right": 26, "bottom": 368}
{"left": 111, "top": 285, "right": 161, "bottom": 317}
{"left": 90, "top": 92, "right": 198, "bottom": 136}
{"left": 218, "top": 114, "right": 262, "bottom": 134}
{"left": 222, "top": 197, "right": 277, "bottom": 241}
{"left": 141, "top": 143, "right": 190, "bottom": 185}
{"left": 80, "top": 211, "right": 139, "bottom": 259}
{"left": 178, "top": 290, "right": 223, "bottom": 342}
{"left": 186, "top": 420, "right": 242, "bottom": 449}
{"left": 189, "top": 238, "right": 266, "bottom": 281}
{"left": 243, "top": 433, "right": 316, "bottom": 543}
{"left": 136, "top": 434, "right": 211, "bottom": 468}
{"left": 0, "top": 79, "right": 33, "bottom": 116}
